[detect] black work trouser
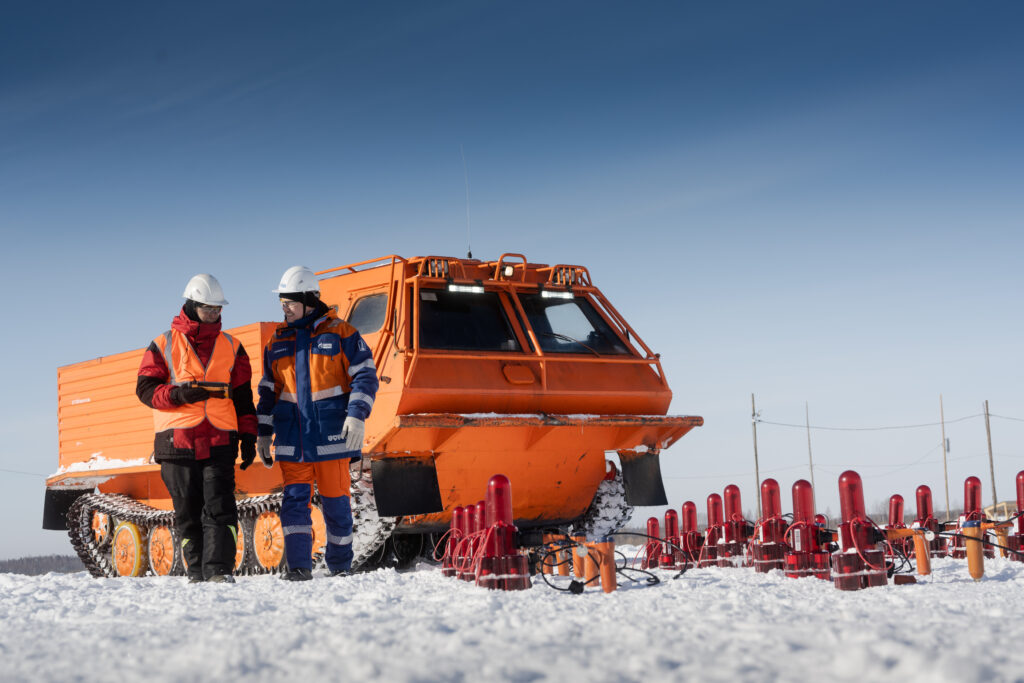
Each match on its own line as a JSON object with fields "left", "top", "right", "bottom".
{"left": 159, "top": 455, "right": 238, "bottom": 578}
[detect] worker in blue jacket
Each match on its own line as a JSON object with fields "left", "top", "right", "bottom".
{"left": 256, "top": 266, "right": 379, "bottom": 580}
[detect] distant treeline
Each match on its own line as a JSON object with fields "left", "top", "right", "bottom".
{"left": 0, "top": 555, "right": 85, "bottom": 575}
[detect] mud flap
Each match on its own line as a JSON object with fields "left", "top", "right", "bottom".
{"left": 370, "top": 456, "right": 444, "bottom": 517}
{"left": 617, "top": 450, "right": 668, "bottom": 507}
{"left": 42, "top": 488, "right": 93, "bottom": 530}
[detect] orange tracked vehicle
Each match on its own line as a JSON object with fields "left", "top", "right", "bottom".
{"left": 45, "top": 253, "right": 702, "bottom": 577}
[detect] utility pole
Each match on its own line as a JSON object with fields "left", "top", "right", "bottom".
{"left": 752, "top": 393, "right": 761, "bottom": 514}
{"left": 985, "top": 400, "right": 997, "bottom": 508}
{"left": 940, "top": 395, "right": 951, "bottom": 522}
{"left": 806, "top": 401, "right": 816, "bottom": 511}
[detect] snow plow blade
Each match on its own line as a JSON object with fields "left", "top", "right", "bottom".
{"left": 367, "top": 413, "right": 702, "bottom": 529}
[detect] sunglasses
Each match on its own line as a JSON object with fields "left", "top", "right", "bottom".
{"left": 196, "top": 304, "right": 222, "bottom": 312}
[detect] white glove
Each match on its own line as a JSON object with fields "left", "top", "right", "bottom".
{"left": 341, "top": 416, "right": 365, "bottom": 452}
{"left": 256, "top": 436, "right": 274, "bottom": 468}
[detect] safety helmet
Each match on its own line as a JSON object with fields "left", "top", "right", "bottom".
{"left": 273, "top": 265, "right": 320, "bottom": 295}
{"left": 182, "top": 273, "right": 229, "bottom": 306}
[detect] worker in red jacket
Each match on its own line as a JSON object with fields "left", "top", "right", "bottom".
{"left": 136, "top": 274, "right": 258, "bottom": 583}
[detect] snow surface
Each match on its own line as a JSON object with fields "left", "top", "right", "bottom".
{"left": 4, "top": 552, "right": 1024, "bottom": 683}
{"left": 50, "top": 456, "right": 151, "bottom": 478}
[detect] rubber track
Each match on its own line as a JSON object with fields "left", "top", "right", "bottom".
{"left": 68, "top": 486, "right": 396, "bottom": 578}
{"left": 571, "top": 471, "right": 633, "bottom": 540}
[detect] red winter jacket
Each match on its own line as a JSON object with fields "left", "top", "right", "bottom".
{"left": 136, "top": 308, "right": 257, "bottom": 461}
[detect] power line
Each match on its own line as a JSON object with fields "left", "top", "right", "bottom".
{"left": 0, "top": 467, "right": 45, "bottom": 478}
{"left": 757, "top": 413, "right": 983, "bottom": 432}
{"left": 665, "top": 463, "right": 811, "bottom": 481}
{"left": 992, "top": 413, "right": 1024, "bottom": 424}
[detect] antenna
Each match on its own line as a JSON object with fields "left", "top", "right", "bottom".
{"left": 460, "top": 144, "right": 472, "bottom": 258}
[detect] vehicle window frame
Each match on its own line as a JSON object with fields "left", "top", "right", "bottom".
{"left": 414, "top": 287, "right": 523, "bottom": 352}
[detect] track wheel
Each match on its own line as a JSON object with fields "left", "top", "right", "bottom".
{"left": 234, "top": 521, "right": 247, "bottom": 572}
{"left": 148, "top": 524, "right": 178, "bottom": 576}
{"left": 112, "top": 521, "right": 147, "bottom": 577}
{"left": 253, "top": 510, "right": 285, "bottom": 572}
{"left": 92, "top": 511, "right": 111, "bottom": 547}
{"left": 311, "top": 505, "right": 327, "bottom": 562}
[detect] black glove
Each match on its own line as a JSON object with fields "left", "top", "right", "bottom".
{"left": 170, "top": 385, "right": 212, "bottom": 404}
{"left": 239, "top": 435, "right": 257, "bottom": 470}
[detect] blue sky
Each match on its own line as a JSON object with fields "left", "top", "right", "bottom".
{"left": 2, "top": 1, "right": 1023, "bottom": 558}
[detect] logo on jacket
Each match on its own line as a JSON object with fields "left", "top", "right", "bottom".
{"left": 317, "top": 340, "right": 338, "bottom": 352}
{"left": 327, "top": 432, "right": 345, "bottom": 442}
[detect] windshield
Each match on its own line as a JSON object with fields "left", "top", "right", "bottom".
{"left": 518, "top": 294, "right": 630, "bottom": 355}
{"left": 417, "top": 289, "right": 521, "bottom": 351}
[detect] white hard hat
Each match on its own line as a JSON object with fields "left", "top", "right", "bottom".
{"left": 273, "top": 266, "right": 320, "bottom": 295}
{"left": 182, "top": 273, "right": 229, "bottom": 306}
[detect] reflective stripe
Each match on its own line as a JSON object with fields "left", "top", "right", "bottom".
{"left": 347, "top": 358, "right": 375, "bottom": 376}
{"left": 317, "top": 443, "right": 351, "bottom": 456}
{"left": 258, "top": 415, "right": 273, "bottom": 426}
{"left": 259, "top": 378, "right": 275, "bottom": 392}
{"left": 311, "top": 386, "right": 343, "bottom": 401}
{"left": 275, "top": 445, "right": 295, "bottom": 456}
{"left": 161, "top": 331, "right": 177, "bottom": 384}
{"left": 279, "top": 392, "right": 297, "bottom": 403}
{"left": 349, "top": 392, "right": 374, "bottom": 409}
{"left": 327, "top": 532, "right": 353, "bottom": 546}
{"left": 283, "top": 525, "right": 312, "bottom": 536}
{"left": 221, "top": 333, "right": 238, "bottom": 376}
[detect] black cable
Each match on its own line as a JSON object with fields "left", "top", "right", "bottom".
{"left": 532, "top": 540, "right": 584, "bottom": 592}
{"left": 608, "top": 531, "right": 698, "bottom": 580}
{"left": 935, "top": 530, "right": 1024, "bottom": 557}
{"left": 886, "top": 542, "right": 914, "bottom": 575}
{"left": 531, "top": 532, "right": 689, "bottom": 592}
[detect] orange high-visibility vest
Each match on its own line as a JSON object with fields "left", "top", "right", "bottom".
{"left": 151, "top": 329, "right": 240, "bottom": 432}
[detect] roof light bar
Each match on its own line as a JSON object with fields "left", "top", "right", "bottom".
{"left": 448, "top": 284, "right": 485, "bottom": 294}
{"left": 541, "top": 290, "right": 574, "bottom": 299}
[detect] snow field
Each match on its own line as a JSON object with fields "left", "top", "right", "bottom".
{"left": 2, "top": 553, "right": 1024, "bottom": 682}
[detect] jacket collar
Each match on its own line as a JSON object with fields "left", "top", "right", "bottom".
{"left": 171, "top": 307, "right": 222, "bottom": 344}
{"left": 275, "top": 306, "right": 338, "bottom": 338}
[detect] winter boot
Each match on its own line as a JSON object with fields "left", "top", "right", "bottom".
{"left": 280, "top": 567, "right": 313, "bottom": 582}
{"left": 206, "top": 574, "right": 236, "bottom": 584}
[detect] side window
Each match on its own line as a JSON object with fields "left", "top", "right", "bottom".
{"left": 347, "top": 293, "right": 388, "bottom": 335}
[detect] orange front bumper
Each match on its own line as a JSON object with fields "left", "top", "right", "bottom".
{"left": 368, "top": 413, "right": 702, "bottom": 531}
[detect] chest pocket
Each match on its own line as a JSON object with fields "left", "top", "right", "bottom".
{"left": 311, "top": 333, "right": 341, "bottom": 356}
{"left": 269, "top": 340, "right": 295, "bottom": 359}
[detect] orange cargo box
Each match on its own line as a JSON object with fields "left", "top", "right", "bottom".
{"left": 52, "top": 323, "right": 280, "bottom": 498}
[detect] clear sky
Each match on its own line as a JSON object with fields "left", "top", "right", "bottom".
{"left": 2, "top": 1, "right": 1022, "bottom": 558}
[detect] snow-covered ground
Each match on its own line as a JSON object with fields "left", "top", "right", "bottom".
{"left": 3, "top": 552, "right": 1024, "bottom": 683}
